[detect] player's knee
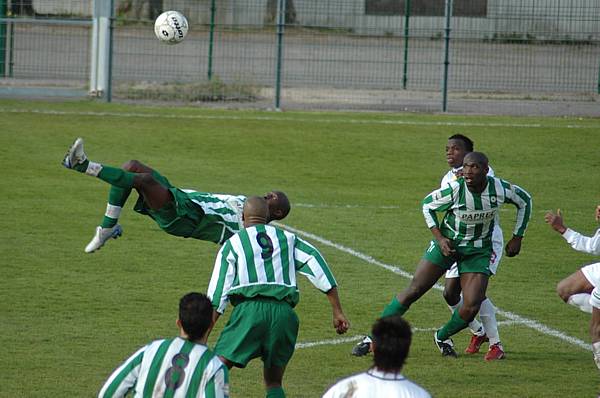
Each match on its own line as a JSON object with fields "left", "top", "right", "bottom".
{"left": 556, "top": 280, "right": 572, "bottom": 303}
{"left": 122, "top": 159, "right": 149, "bottom": 172}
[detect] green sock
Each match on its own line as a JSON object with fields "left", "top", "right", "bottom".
{"left": 100, "top": 186, "right": 132, "bottom": 228}
{"left": 266, "top": 386, "right": 285, "bottom": 398}
{"left": 380, "top": 295, "right": 408, "bottom": 318}
{"left": 97, "top": 165, "right": 136, "bottom": 189}
{"left": 437, "top": 309, "right": 469, "bottom": 341}
{"left": 73, "top": 159, "right": 89, "bottom": 173}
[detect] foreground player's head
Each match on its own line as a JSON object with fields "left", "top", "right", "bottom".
{"left": 446, "top": 134, "right": 474, "bottom": 168}
{"left": 243, "top": 196, "right": 269, "bottom": 228}
{"left": 264, "top": 191, "right": 290, "bottom": 222}
{"left": 462, "top": 151, "right": 489, "bottom": 192}
{"left": 177, "top": 292, "right": 213, "bottom": 342}
{"left": 371, "top": 315, "right": 412, "bottom": 372}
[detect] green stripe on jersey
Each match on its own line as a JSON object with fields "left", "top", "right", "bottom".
{"left": 276, "top": 228, "right": 291, "bottom": 285}
{"left": 101, "top": 350, "right": 144, "bottom": 398}
{"left": 143, "top": 339, "right": 173, "bottom": 398}
{"left": 185, "top": 350, "right": 215, "bottom": 398}
{"left": 295, "top": 238, "right": 336, "bottom": 286}
{"left": 238, "top": 229, "right": 258, "bottom": 283}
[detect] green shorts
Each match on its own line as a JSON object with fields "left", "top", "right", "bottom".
{"left": 215, "top": 297, "right": 300, "bottom": 369}
{"left": 133, "top": 171, "right": 206, "bottom": 238}
{"left": 423, "top": 239, "right": 493, "bottom": 275}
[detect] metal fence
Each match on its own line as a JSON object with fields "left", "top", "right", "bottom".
{"left": 0, "top": 0, "right": 599, "bottom": 113}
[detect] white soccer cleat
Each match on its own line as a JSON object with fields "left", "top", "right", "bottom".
{"left": 62, "top": 137, "right": 87, "bottom": 169}
{"left": 85, "top": 225, "right": 123, "bottom": 253}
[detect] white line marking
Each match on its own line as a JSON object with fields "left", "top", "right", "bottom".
{"left": 296, "top": 321, "right": 520, "bottom": 349}
{"left": 276, "top": 223, "right": 592, "bottom": 352}
{"left": 0, "top": 107, "right": 597, "bottom": 129}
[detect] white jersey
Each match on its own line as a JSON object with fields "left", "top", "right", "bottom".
{"left": 322, "top": 368, "right": 431, "bottom": 398}
{"left": 562, "top": 228, "right": 600, "bottom": 255}
{"left": 441, "top": 165, "right": 504, "bottom": 277}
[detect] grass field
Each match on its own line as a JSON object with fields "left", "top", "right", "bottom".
{"left": 1, "top": 98, "right": 599, "bottom": 397}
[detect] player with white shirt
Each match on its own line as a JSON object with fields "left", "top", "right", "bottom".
{"left": 441, "top": 134, "right": 505, "bottom": 360}
{"left": 323, "top": 315, "right": 430, "bottom": 398}
{"left": 545, "top": 205, "right": 600, "bottom": 372}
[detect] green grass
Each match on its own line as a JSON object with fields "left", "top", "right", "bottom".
{"left": 1, "top": 99, "right": 599, "bottom": 397}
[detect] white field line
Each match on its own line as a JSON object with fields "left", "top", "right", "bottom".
{"left": 0, "top": 107, "right": 596, "bottom": 129}
{"left": 296, "top": 321, "right": 519, "bottom": 349}
{"left": 275, "top": 223, "right": 592, "bottom": 352}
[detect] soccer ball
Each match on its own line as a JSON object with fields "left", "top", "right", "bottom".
{"left": 154, "top": 11, "right": 188, "bottom": 44}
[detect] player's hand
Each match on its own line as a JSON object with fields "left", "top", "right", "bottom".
{"left": 332, "top": 311, "right": 350, "bottom": 335}
{"left": 437, "top": 237, "right": 455, "bottom": 257}
{"left": 545, "top": 209, "right": 567, "bottom": 234}
{"left": 505, "top": 236, "right": 522, "bottom": 257}
{"left": 595, "top": 205, "right": 600, "bottom": 222}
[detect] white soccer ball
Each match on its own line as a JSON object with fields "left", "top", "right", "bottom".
{"left": 154, "top": 11, "right": 188, "bottom": 44}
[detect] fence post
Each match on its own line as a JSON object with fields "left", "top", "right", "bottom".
{"left": 441, "top": 0, "right": 453, "bottom": 112}
{"left": 0, "top": 0, "right": 5, "bottom": 76}
{"left": 597, "top": 58, "right": 600, "bottom": 94}
{"left": 274, "top": 0, "right": 286, "bottom": 111}
{"left": 207, "top": 0, "right": 216, "bottom": 80}
{"left": 402, "top": 0, "right": 411, "bottom": 89}
{"left": 90, "top": 0, "right": 113, "bottom": 101}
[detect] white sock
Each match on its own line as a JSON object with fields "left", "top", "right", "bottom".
{"left": 105, "top": 203, "right": 122, "bottom": 221}
{"left": 567, "top": 293, "right": 593, "bottom": 314}
{"left": 448, "top": 296, "right": 484, "bottom": 335}
{"left": 479, "top": 298, "right": 500, "bottom": 345}
{"left": 85, "top": 161, "right": 103, "bottom": 177}
{"left": 593, "top": 341, "right": 600, "bottom": 371}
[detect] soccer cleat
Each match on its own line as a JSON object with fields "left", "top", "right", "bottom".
{"left": 84, "top": 225, "right": 123, "bottom": 253}
{"left": 465, "top": 333, "right": 489, "bottom": 354}
{"left": 434, "top": 331, "right": 458, "bottom": 358}
{"left": 351, "top": 336, "right": 372, "bottom": 357}
{"left": 62, "top": 137, "right": 87, "bottom": 169}
{"left": 484, "top": 343, "right": 506, "bottom": 361}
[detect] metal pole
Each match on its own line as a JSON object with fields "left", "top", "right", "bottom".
{"left": 597, "top": 58, "right": 600, "bottom": 94}
{"left": 274, "top": 0, "right": 286, "bottom": 110}
{"left": 105, "top": 0, "right": 114, "bottom": 102}
{"left": 402, "top": 0, "right": 411, "bottom": 89}
{"left": 8, "top": 19, "right": 13, "bottom": 76}
{"left": 441, "top": 0, "right": 453, "bottom": 112}
{"left": 207, "top": 0, "right": 216, "bottom": 80}
{"left": 0, "top": 0, "right": 6, "bottom": 76}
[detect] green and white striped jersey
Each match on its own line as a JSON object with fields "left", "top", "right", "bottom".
{"left": 422, "top": 176, "right": 532, "bottom": 248}
{"left": 207, "top": 224, "right": 337, "bottom": 313}
{"left": 183, "top": 191, "right": 246, "bottom": 244}
{"left": 98, "top": 337, "right": 229, "bottom": 398}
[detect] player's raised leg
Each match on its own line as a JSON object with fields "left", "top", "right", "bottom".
{"left": 62, "top": 138, "right": 173, "bottom": 252}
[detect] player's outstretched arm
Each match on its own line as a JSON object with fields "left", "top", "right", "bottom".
{"left": 325, "top": 287, "right": 350, "bottom": 334}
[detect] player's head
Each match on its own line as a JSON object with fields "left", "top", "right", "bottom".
{"left": 462, "top": 151, "right": 489, "bottom": 191}
{"left": 264, "top": 191, "right": 290, "bottom": 222}
{"left": 243, "top": 196, "right": 269, "bottom": 227}
{"left": 446, "top": 134, "right": 474, "bottom": 168}
{"left": 371, "top": 315, "right": 412, "bottom": 372}
{"left": 177, "top": 292, "right": 213, "bottom": 341}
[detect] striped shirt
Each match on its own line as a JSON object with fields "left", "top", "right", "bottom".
{"left": 183, "top": 191, "right": 246, "bottom": 244}
{"left": 423, "top": 176, "right": 532, "bottom": 247}
{"left": 98, "top": 337, "right": 229, "bottom": 398}
{"left": 207, "top": 224, "right": 337, "bottom": 313}
{"left": 322, "top": 368, "right": 431, "bottom": 398}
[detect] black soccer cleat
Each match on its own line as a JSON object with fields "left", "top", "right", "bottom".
{"left": 434, "top": 331, "right": 458, "bottom": 358}
{"left": 351, "top": 336, "right": 372, "bottom": 356}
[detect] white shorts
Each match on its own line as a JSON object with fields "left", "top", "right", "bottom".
{"left": 581, "top": 262, "right": 600, "bottom": 309}
{"left": 445, "top": 226, "right": 504, "bottom": 279}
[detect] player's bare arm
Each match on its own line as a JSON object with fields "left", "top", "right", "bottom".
{"left": 430, "top": 226, "right": 455, "bottom": 256}
{"left": 325, "top": 287, "right": 350, "bottom": 334}
{"left": 545, "top": 209, "right": 567, "bottom": 234}
{"left": 505, "top": 235, "right": 523, "bottom": 257}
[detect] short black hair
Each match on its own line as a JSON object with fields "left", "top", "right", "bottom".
{"left": 448, "top": 134, "right": 474, "bottom": 152}
{"left": 179, "top": 292, "right": 213, "bottom": 341}
{"left": 372, "top": 315, "right": 412, "bottom": 372}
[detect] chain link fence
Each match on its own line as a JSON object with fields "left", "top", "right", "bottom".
{"left": 0, "top": 0, "right": 599, "bottom": 114}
